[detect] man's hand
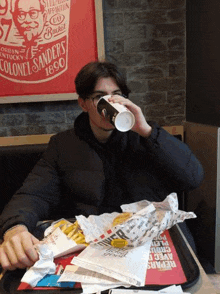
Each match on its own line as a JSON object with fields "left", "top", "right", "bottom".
{"left": 0, "top": 225, "right": 39, "bottom": 271}
{"left": 108, "top": 95, "right": 152, "bottom": 138}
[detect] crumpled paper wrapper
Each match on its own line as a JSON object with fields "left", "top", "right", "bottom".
{"left": 21, "top": 244, "right": 56, "bottom": 287}
{"left": 76, "top": 193, "right": 196, "bottom": 248}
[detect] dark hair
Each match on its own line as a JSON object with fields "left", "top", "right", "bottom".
{"left": 75, "top": 61, "right": 131, "bottom": 100}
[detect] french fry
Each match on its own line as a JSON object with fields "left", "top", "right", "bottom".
{"left": 53, "top": 219, "right": 89, "bottom": 246}
{"left": 61, "top": 224, "right": 67, "bottom": 232}
{"left": 67, "top": 229, "right": 78, "bottom": 239}
{"left": 70, "top": 231, "right": 79, "bottom": 241}
{"left": 74, "top": 234, "right": 84, "bottom": 243}
{"left": 53, "top": 219, "right": 68, "bottom": 228}
{"left": 64, "top": 222, "right": 78, "bottom": 235}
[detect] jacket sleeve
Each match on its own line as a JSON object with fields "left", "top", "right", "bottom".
{"left": 0, "top": 135, "right": 61, "bottom": 238}
{"left": 140, "top": 122, "right": 204, "bottom": 192}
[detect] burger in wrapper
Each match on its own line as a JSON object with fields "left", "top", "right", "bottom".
{"left": 76, "top": 193, "right": 197, "bottom": 249}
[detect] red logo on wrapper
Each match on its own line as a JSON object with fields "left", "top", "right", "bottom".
{"left": 0, "top": 0, "right": 70, "bottom": 83}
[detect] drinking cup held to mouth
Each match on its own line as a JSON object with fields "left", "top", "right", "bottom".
{"left": 97, "top": 95, "right": 135, "bottom": 132}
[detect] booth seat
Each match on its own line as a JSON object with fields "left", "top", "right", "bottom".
{"left": 0, "top": 135, "right": 52, "bottom": 214}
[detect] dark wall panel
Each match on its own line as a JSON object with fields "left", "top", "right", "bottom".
{"left": 186, "top": 0, "right": 220, "bottom": 126}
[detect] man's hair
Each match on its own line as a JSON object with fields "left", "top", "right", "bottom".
{"left": 75, "top": 61, "right": 131, "bottom": 100}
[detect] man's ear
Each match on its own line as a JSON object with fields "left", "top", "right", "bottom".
{"left": 78, "top": 97, "right": 88, "bottom": 112}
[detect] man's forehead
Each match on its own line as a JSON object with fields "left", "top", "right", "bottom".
{"left": 17, "top": 0, "right": 41, "bottom": 10}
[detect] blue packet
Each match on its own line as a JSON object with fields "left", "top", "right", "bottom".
{"left": 36, "top": 274, "right": 75, "bottom": 288}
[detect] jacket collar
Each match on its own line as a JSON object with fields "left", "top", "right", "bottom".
{"left": 74, "top": 112, "right": 128, "bottom": 154}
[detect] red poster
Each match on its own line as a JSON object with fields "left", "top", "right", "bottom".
{"left": 0, "top": 0, "right": 99, "bottom": 98}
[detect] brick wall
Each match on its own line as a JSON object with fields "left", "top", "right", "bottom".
{"left": 0, "top": 0, "right": 186, "bottom": 137}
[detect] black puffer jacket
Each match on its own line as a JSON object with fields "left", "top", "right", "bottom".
{"left": 0, "top": 113, "right": 204, "bottom": 238}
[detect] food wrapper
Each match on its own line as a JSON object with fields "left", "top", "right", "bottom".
{"left": 41, "top": 219, "right": 86, "bottom": 258}
{"left": 76, "top": 193, "right": 196, "bottom": 248}
{"left": 42, "top": 227, "right": 85, "bottom": 258}
{"left": 22, "top": 193, "right": 196, "bottom": 290}
{"left": 21, "top": 244, "right": 56, "bottom": 287}
{"left": 58, "top": 193, "right": 196, "bottom": 290}
{"left": 71, "top": 240, "right": 152, "bottom": 287}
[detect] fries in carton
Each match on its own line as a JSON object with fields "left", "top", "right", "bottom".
{"left": 42, "top": 218, "right": 88, "bottom": 258}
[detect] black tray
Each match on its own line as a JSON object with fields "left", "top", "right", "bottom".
{"left": 0, "top": 224, "right": 200, "bottom": 293}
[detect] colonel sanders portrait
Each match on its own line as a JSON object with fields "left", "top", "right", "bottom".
{"left": 11, "top": 0, "right": 47, "bottom": 47}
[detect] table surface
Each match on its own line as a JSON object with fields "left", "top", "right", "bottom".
{"left": 176, "top": 226, "right": 218, "bottom": 294}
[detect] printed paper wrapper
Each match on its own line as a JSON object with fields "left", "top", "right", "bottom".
{"left": 69, "top": 240, "right": 152, "bottom": 288}
{"left": 76, "top": 193, "right": 196, "bottom": 248}
{"left": 57, "top": 193, "right": 196, "bottom": 291}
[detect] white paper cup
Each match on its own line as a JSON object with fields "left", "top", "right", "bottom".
{"left": 97, "top": 95, "right": 135, "bottom": 132}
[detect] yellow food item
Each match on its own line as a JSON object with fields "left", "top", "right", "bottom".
{"left": 54, "top": 219, "right": 88, "bottom": 246}
{"left": 64, "top": 222, "right": 78, "bottom": 235}
{"left": 53, "top": 219, "right": 68, "bottom": 228}
{"left": 61, "top": 224, "right": 67, "bottom": 232}
{"left": 112, "top": 212, "right": 133, "bottom": 227}
{"left": 111, "top": 238, "right": 128, "bottom": 248}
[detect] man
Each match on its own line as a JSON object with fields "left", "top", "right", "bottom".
{"left": 0, "top": 61, "right": 204, "bottom": 271}
{"left": 11, "top": 0, "right": 47, "bottom": 57}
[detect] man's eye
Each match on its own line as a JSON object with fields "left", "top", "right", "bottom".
{"left": 94, "top": 95, "right": 103, "bottom": 100}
